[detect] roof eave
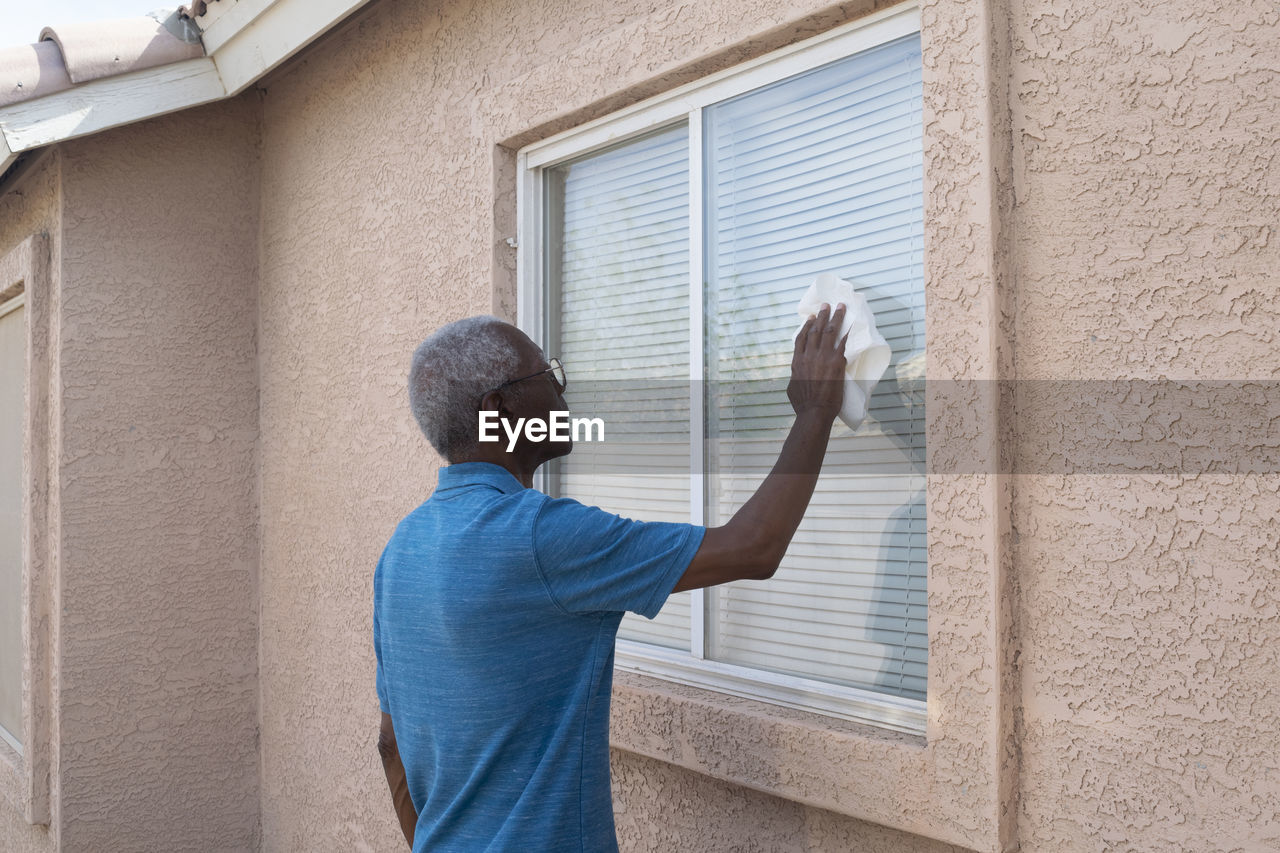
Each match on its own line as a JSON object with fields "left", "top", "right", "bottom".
{"left": 0, "top": 0, "right": 377, "bottom": 174}
{"left": 0, "top": 57, "right": 223, "bottom": 167}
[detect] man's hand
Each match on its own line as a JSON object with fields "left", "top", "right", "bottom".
{"left": 787, "top": 302, "right": 849, "bottom": 422}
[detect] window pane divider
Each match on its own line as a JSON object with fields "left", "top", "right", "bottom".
{"left": 688, "top": 107, "right": 706, "bottom": 659}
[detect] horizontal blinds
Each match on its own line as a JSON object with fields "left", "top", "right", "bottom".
{"left": 548, "top": 125, "right": 693, "bottom": 650}
{"left": 704, "top": 34, "right": 926, "bottom": 700}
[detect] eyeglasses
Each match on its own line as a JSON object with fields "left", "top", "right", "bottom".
{"left": 482, "top": 357, "right": 566, "bottom": 400}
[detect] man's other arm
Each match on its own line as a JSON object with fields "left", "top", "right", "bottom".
{"left": 674, "top": 303, "right": 848, "bottom": 593}
{"left": 377, "top": 712, "right": 417, "bottom": 848}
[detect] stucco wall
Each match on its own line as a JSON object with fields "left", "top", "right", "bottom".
{"left": 52, "top": 98, "right": 263, "bottom": 851}
{"left": 1, "top": 96, "right": 264, "bottom": 851}
{"left": 253, "top": 0, "right": 987, "bottom": 850}
{"left": 0, "top": 154, "right": 59, "bottom": 853}
{"left": 0, "top": 157, "right": 58, "bottom": 261}
{"left": 1008, "top": 2, "right": 1280, "bottom": 850}
{"left": 252, "top": 0, "right": 1279, "bottom": 848}
{"left": 0, "top": 96, "right": 264, "bottom": 852}
{"left": 611, "top": 749, "right": 968, "bottom": 852}
{"left": 2, "top": 0, "right": 1275, "bottom": 848}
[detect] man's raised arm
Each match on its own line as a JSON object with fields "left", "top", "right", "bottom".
{"left": 674, "top": 302, "right": 848, "bottom": 593}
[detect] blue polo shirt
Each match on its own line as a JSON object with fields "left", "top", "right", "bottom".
{"left": 373, "top": 462, "right": 705, "bottom": 852}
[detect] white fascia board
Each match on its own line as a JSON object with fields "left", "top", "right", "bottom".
{"left": 210, "top": 0, "right": 375, "bottom": 96}
{"left": 0, "top": 57, "right": 224, "bottom": 173}
{"left": 0, "top": 0, "right": 376, "bottom": 173}
{"left": 195, "top": 0, "right": 276, "bottom": 48}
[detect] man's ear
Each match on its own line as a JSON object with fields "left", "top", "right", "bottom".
{"left": 480, "top": 388, "right": 519, "bottom": 419}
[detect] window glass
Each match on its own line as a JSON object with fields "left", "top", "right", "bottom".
{"left": 0, "top": 295, "right": 25, "bottom": 747}
{"left": 704, "top": 35, "right": 926, "bottom": 700}
{"left": 547, "top": 125, "right": 693, "bottom": 650}
{"left": 543, "top": 32, "right": 925, "bottom": 704}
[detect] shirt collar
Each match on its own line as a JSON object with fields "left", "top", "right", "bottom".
{"left": 436, "top": 462, "right": 527, "bottom": 495}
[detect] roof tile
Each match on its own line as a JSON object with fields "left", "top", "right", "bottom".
{"left": 39, "top": 16, "right": 203, "bottom": 86}
{"left": 0, "top": 40, "right": 73, "bottom": 108}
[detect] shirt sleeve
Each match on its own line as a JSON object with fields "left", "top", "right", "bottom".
{"left": 532, "top": 496, "right": 706, "bottom": 618}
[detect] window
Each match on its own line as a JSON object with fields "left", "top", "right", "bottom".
{"left": 0, "top": 235, "right": 50, "bottom": 827}
{"left": 519, "top": 5, "right": 924, "bottom": 733}
{"left": 0, "top": 286, "right": 24, "bottom": 755}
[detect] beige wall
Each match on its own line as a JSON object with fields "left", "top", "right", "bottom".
{"left": 0, "top": 154, "right": 59, "bottom": 853}
{"left": 0, "top": 96, "right": 263, "bottom": 851}
{"left": 251, "top": 0, "right": 1278, "bottom": 849}
{"left": 1008, "top": 1, "right": 1280, "bottom": 849}
{"left": 253, "top": 0, "right": 992, "bottom": 850}
{"left": 0, "top": 0, "right": 1277, "bottom": 849}
{"left": 612, "top": 749, "right": 966, "bottom": 852}
{"left": 54, "top": 98, "right": 262, "bottom": 852}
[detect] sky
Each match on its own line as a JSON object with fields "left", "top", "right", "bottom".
{"left": 0, "top": 0, "right": 164, "bottom": 49}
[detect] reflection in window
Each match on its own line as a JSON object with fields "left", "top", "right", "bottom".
{"left": 544, "top": 34, "right": 925, "bottom": 703}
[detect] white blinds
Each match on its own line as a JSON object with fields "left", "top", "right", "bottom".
{"left": 548, "top": 126, "right": 693, "bottom": 650}
{"left": 543, "top": 33, "right": 925, "bottom": 703}
{"left": 704, "top": 35, "right": 925, "bottom": 701}
{"left": 0, "top": 297, "right": 25, "bottom": 745}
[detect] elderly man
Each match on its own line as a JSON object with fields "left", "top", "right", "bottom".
{"left": 375, "top": 305, "right": 849, "bottom": 851}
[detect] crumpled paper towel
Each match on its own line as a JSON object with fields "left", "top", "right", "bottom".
{"left": 793, "top": 273, "right": 891, "bottom": 430}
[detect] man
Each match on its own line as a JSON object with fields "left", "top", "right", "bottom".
{"left": 375, "top": 304, "right": 850, "bottom": 851}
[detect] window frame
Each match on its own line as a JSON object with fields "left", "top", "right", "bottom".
{"left": 0, "top": 288, "right": 25, "bottom": 755}
{"left": 0, "top": 234, "right": 52, "bottom": 827}
{"left": 516, "top": 2, "right": 927, "bottom": 735}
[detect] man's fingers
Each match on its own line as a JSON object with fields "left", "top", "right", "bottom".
{"left": 795, "top": 313, "right": 818, "bottom": 358}
{"left": 820, "top": 303, "right": 847, "bottom": 351}
{"left": 796, "top": 302, "right": 849, "bottom": 367}
{"left": 807, "top": 304, "right": 831, "bottom": 354}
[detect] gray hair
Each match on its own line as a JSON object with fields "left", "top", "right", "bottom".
{"left": 408, "top": 315, "right": 523, "bottom": 460}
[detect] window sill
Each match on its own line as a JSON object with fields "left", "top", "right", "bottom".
{"left": 611, "top": 670, "right": 961, "bottom": 846}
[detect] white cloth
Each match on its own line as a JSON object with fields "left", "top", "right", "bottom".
{"left": 793, "top": 273, "right": 891, "bottom": 430}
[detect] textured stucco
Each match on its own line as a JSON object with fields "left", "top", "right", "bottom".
{"left": 253, "top": 0, "right": 1279, "bottom": 847}
{"left": 611, "top": 748, "right": 969, "bottom": 853}
{"left": 49, "top": 100, "right": 261, "bottom": 851}
{"left": 253, "top": 0, "right": 1007, "bottom": 850}
{"left": 0, "top": 0, "right": 1277, "bottom": 848}
{"left": 13, "top": 97, "right": 261, "bottom": 852}
{"left": 1007, "top": 1, "right": 1280, "bottom": 850}
{"left": 0, "top": 232, "right": 54, "bottom": 830}
{"left": 0, "top": 155, "right": 59, "bottom": 853}
{"left": 249, "top": 0, "right": 1015, "bottom": 849}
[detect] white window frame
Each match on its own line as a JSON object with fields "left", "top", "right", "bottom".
{"left": 516, "top": 2, "right": 926, "bottom": 735}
